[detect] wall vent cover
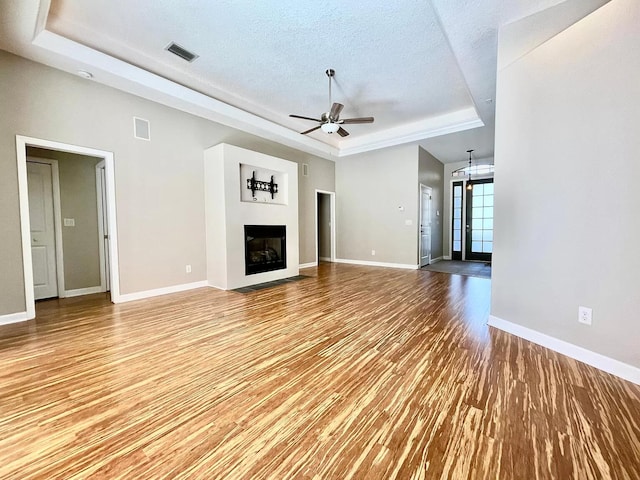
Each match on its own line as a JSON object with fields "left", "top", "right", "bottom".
{"left": 165, "top": 42, "right": 199, "bottom": 62}
{"left": 133, "top": 117, "right": 151, "bottom": 141}
{"left": 302, "top": 164, "right": 309, "bottom": 177}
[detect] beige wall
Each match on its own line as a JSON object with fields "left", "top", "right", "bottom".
{"left": 336, "top": 144, "right": 420, "bottom": 265}
{"left": 418, "top": 147, "right": 444, "bottom": 260}
{"left": 0, "top": 51, "right": 333, "bottom": 315}
{"left": 27, "top": 147, "right": 102, "bottom": 291}
{"left": 492, "top": 0, "right": 640, "bottom": 367}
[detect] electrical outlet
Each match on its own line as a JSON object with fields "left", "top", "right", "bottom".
{"left": 578, "top": 306, "right": 592, "bottom": 325}
{"left": 371, "top": 250, "right": 376, "bottom": 256}
{"left": 185, "top": 264, "right": 192, "bottom": 274}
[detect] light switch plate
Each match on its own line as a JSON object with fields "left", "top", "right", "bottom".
{"left": 63, "top": 218, "right": 75, "bottom": 227}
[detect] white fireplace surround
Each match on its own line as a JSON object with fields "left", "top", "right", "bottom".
{"left": 204, "top": 143, "right": 299, "bottom": 289}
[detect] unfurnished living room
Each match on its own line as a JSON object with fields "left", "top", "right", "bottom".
{"left": 1, "top": 0, "right": 639, "bottom": 478}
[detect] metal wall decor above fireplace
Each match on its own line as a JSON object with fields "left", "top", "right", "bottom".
{"left": 244, "top": 225, "right": 287, "bottom": 275}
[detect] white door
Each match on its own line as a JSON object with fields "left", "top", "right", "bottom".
{"left": 420, "top": 185, "right": 432, "bottom": 267}
{"left": 27, "top": 161, "right": 59, "bottom": 299}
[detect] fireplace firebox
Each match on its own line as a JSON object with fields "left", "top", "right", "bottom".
{"left": 244, "top": 225, "right": 286, "bottom": 275}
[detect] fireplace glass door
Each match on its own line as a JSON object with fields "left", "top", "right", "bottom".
{"left": 244, "top": 225, "right": 286, "bottom": 275}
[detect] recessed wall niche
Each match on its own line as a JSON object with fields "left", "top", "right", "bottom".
{"left": 239, "top": 163, "right": 288, "bottom": 205}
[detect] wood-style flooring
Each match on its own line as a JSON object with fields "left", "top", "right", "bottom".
{"left": 0, "top": 263, "right": 638, "bottom": 479}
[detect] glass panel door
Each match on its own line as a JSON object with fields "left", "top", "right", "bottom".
{"left": 465, "top": 178, "right": 493, "bottom": 262}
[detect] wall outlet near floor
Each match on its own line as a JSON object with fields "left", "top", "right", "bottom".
{"left": 578, "top": 306, "right": 592, "bottom": 325}
{"left": 185, "top": 264, "right": 192, "bottom": 274}
{"left": 371, "top": 250, "right": 376, "bottom": 256}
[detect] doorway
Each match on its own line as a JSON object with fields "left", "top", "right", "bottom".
{"left": 16, "top": 136, "right": 121, "bottom": 319}
{"left": 419, "top": 184, "right": 432, "bottom": 267}
{"left": 315, "top": 190, "right": 336, "bottom": 264}
{"left": 450, "top": 178, "right": 493, "bottom": 262}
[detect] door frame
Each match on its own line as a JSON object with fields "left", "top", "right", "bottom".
{"left": 419, "top": 184, "right": 432, "bottom": 267}
{"left": 314, "top": 189, "right": 336, "bottom": 264}
{"left": 448, "top": 174, "right": 494, "bottom": 261}
{"left": 95, "top": 161, "right": 108, "bottom": 292}
{"left": 26, "top": 158, "right": 66, "bottom": 298}
{"left": 16, "top": 136, "right": 121, "bottom": 319}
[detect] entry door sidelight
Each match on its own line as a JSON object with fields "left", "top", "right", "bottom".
{"left": 451, "top": 181, "right": 463, "bottom": 260}
{"left": 465, "top": 179, "right": 493, "bottom": 262}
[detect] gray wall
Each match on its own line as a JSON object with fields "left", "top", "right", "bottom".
{"left": 27, "top": 147, "right": 102, "bottom": 291}
{"left": 318, "top": 193, "right": 331, "bottom": 259}
{"left": 0, "top": 50, "right": 334, "bottom": 315}
{"left": 336, "top": 144, "right": 420, "bottom": 265}
{"left": 58, "top": 155, "right": 102, "bottom": 290}
{"left": 492, "top": 0, "right": 640, "bottom": 367}
{"left": 418, "top": 147, "right": 444, "bottom": 260}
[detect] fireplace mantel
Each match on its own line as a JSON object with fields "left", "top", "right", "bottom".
{"left": 203, "top": 144, "right": 299, "bottom": 290}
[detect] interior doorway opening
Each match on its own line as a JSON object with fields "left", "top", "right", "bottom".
{"left": 315, "top": 190, "right": 336, "bottom": 264}
{"left": 419, "top": 184, "right": 433, "bottom": 267}
{"left": 16, "top": 136, "right": 120, "bottom": 319}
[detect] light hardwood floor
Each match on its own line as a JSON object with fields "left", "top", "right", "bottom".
{"left": 1, "top": 263, "right": 638, "bottom": 479}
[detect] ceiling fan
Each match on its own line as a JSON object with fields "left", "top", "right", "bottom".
{"left": 289, "top": 69, "right": 374, "bottom": 137}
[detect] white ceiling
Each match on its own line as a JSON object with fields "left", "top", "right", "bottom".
{"left": 0, "top": 0, "right": 608, "bottom": 163}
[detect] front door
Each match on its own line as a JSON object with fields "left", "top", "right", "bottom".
{"left": 420, "top": 185, "right": 432, "bottom": 267}
{"left": 27, "top": 161, "right": 59, "bottom": 299}
{"left": 465, "top": 178, "right": 493, "bottom": 262}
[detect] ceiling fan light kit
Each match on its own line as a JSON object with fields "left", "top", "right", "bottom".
{"left": 321, "top": 123, "right": 340, "bottom": 134}
{"left": 289, "top": 69, "right": 375, "bottom": 137}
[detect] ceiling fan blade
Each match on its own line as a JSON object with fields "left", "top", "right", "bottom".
{"left": 330, "top": 102, "right": 344, "bottom": 120}
{"left": 337, "top": 127, "right": 349, "bottom": 137}
{"left": 290, "top": 114, "right": 322, "bottom": 122}
{"left": 340, "top": 117, "right": 375, "bottom": 124}
{"left": 300, "top": 125, "right": 321, "bottom": 135}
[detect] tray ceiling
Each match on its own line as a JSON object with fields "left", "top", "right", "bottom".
{"left": 0, "top": 0, "right": 610, "bottom": 162}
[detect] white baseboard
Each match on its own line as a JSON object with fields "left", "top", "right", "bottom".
{"left": 64, "top": 286, "right": 104, "bottom": 298}
{"left": 334, "top": 258, "right": 419, "bottom": 270}
{"left": 299, "top": 262, "right": 318, "bottom": 269}
{"left": 488, "top": 315, "right": 640, "bottom": 385}
{"left": 443, "top": 255, "right": 451, "bottom": 260}
{"left": 0, "top": 311, "right": 32, "bottom": 325}
{"left": 116, "top": 281, "right": 208, "bottom": 303}
{"left": 430, "top": 256, "right": 443, "bottom": 264}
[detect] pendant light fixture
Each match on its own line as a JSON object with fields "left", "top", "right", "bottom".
{"left": 466, "top": 149, "right": 474, "bottom": 190}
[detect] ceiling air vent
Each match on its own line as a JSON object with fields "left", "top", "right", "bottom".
{"left": 165, "top": 42, "right": 198, "bottom": 63}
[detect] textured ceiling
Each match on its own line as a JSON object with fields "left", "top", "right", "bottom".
{"left": 0, "top": 0, "right": 610, "bottom": 162}
{"left": 46, "top": 0, "right": 474, "bottom": 138}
